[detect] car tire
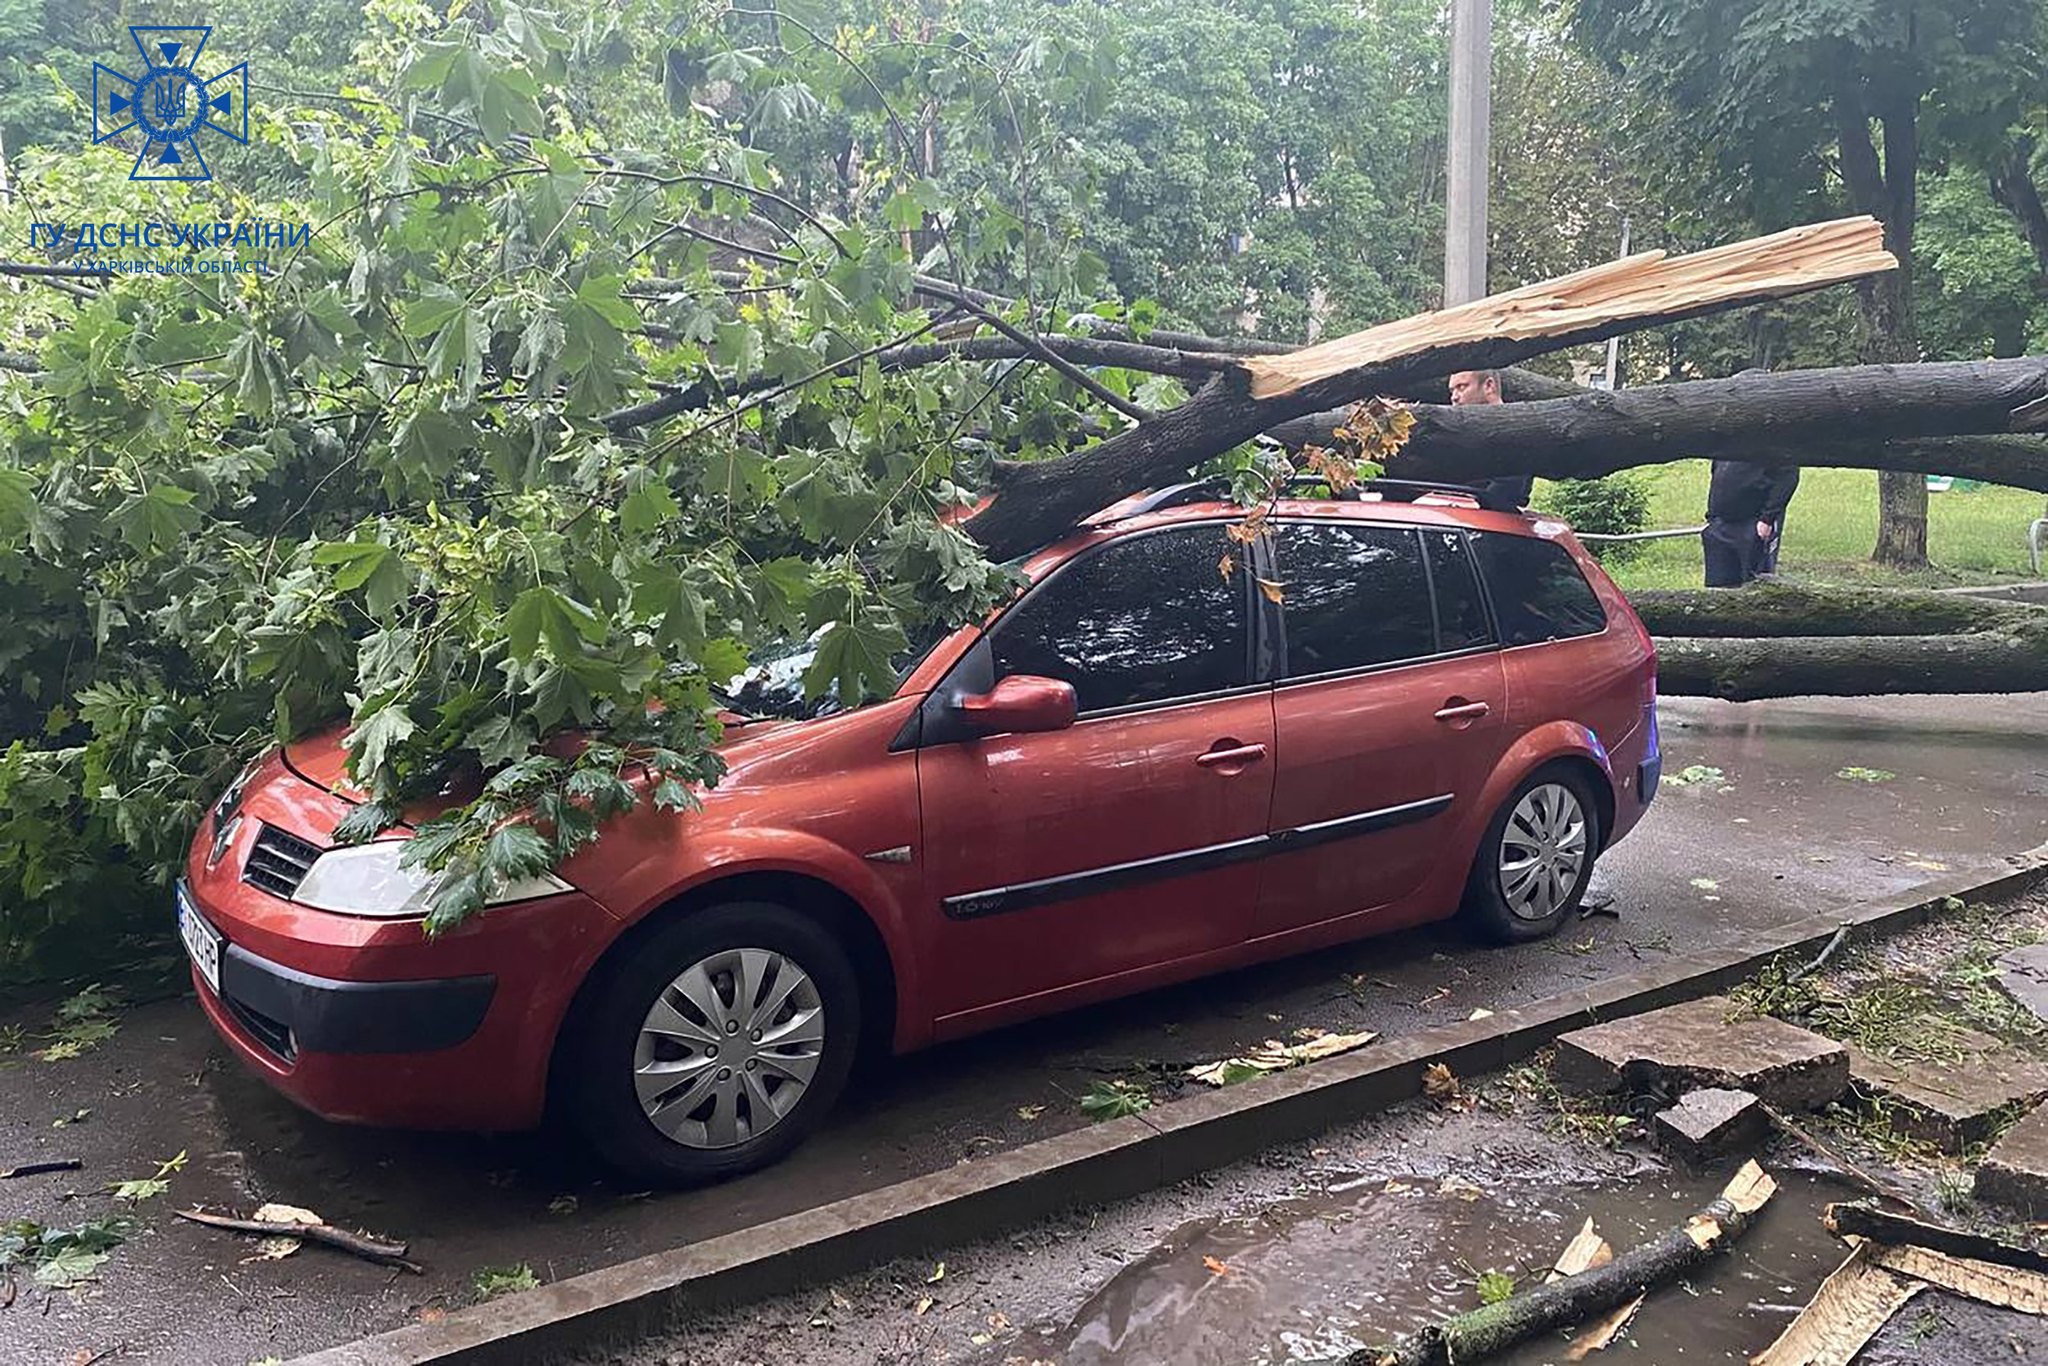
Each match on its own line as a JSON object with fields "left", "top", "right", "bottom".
{"left": 1462, "top": 766, "right": 1603, "bottom": 944}
{"left": 568, "top": 901, "right": 862, "bottom": 1185}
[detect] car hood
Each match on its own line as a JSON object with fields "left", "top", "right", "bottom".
{"left": 281, "top": 712, "right": 809, "bottom": 817}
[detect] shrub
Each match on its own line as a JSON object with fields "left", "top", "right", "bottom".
{"left": 1536, "top": 474, "right": 1654, "bottom": 563}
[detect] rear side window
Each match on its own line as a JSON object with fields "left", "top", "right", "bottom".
{"left": 1424, "top": 530, "right": 1495, "bottom": 651}
{"left": 1473, "top": 532, "right": 1608, "bottom": 646}
{"left": 1275, "top": 523, "right": 1436, "bottom": 677}
{"left": 988, "top": 526, "right": 1249, "bottom": 713}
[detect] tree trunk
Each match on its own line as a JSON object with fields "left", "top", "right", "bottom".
{"left": 1627, "top": 581, "right": 2033, "bottom": 638}
{"left": 1990, "top": 146, "right": 2048, "bottom": 277}
{"left": 1326, "top": 358, "right": 2048, "bottom": 492}
{"left": 1653, "top": 628, "right": 2048, "bottom": 702}
{"left": 1840, "top": 94, "right": 1929, "bottom": 568}
{"left": 961, "top": 218, "right": 1897, "bottom": 559}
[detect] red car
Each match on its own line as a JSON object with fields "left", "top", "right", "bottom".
{"left": 178, "top": 479, "right": 1659, "bottom": 1183}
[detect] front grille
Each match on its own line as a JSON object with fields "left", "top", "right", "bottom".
{"left": 242, "top": 824, "right": 324, "bottom": 899}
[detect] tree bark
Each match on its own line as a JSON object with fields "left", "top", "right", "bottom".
{"left": 1344, "top": 358, "right": 2048, "bottom": 492}
{"left": 1652, "top": 628, "right": 2048, "bottom": 702}
{"left": 1627, "top": 581, "right": 2034, "bottom": 638}
{"left": 1840, "top": 91, "right": 1929, "bottom": 568}
{"left": 1990, "top": 145, "right": 2048, "bottom": 278}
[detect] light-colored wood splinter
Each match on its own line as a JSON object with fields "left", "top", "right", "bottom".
{"left": 1751, "top": 1242, "right": 1923, "bottom": 1366}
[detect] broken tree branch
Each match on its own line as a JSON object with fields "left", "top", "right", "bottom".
{"left": 964, "top": 218, "right": 1897, "bottom": 558}
{"left": 174, "top": 1208, "right": 423, "bottom": 1274}
{"left": 1346, "top": 1161, "right": 1778, "bottom": 1366}
{"left": 0, "top": 1159, "right": 82, "bottom": 1179}
{"left": 1825, "top": 1202, "right": 2048, "bottom": 1277}
{"left": 1760, "top": 1108, "right": 1922, "bottom": 1214}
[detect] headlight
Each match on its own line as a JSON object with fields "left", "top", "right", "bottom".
{"left": 292, "top": 841, "right": 571, "bottom": 918}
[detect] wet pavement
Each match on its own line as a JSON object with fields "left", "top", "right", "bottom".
{"left": 612, "top": 1105, "right": 2048, "bottom": 1366}
{"left": 4, "top": 692, "right": 2048, "bottom": 1363}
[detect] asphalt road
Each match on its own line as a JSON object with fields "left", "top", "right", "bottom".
{"left": 3, "top": 692, "right": 2046, "bottom": 1364}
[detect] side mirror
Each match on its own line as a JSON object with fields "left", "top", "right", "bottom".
{"left": 954, "top": 675, "right": 1078, "bottom": 737}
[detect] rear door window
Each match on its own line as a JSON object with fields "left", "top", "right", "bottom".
{"left": 987, "top": 525, "right": 1251, "bottom": 713}
{"left": 1423, "top": 529, "right": 1495, "bottom": 651}
{"left": 1473, "top": 532, "right": 1608, "bottom": 646}
{"left": 1274, "top": 523, "right": 1436, "bottom": 677}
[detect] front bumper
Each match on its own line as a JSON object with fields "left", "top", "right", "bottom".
{"left": 211, "top": 930, "right": 496, "bottom": 1059}
{"left": 180, "top": 764, "right": 623, "bottom": 1131}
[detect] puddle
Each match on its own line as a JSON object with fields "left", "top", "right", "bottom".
{"left": 998, "top": 1167, "right": 1878, "bottom": 1365}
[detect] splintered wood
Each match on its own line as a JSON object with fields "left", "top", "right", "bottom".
{"left": 1751, "top": 1243, "right": 1923, "bottom": 1366}
{"left": 1240, "top": 216, "right": 1896, "bottom": 401}
{"left": 1756, "top": 1201, "right": 2048, "bottom": 1366}
{"left": 1544, "top": 1218, "right": 1640, "bottom": 1360}
{"left": 1866, "top": 1243, "right": 2048, "bottom": 1315}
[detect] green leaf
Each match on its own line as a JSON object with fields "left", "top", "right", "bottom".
{"left": 620, "top": 480, "right": 681, "bottom": 538}
{"left": 575, "top": 273, "right": 642, "bottom": 332}
{"left": 802, "top": 611, "right": 908, "bottom": 705}
{"left": 506, "top": 586, "right": 607, "bottom": 662}
{"left": 465, "top": 716, "right": 535, "bottom": 768}
{"left": 350, "top": 706, "right": 417, "bottom": 778}
{"left": 332, "top": 798, "right": 402, "bottom": 845}
{"left": 33, "top": 1246, "right": 109, "bottom": 1288}
{"left": 110, "top": 485, "right": 201, "bottom": 555}
{"left": 481, "top": 823, "right": 552, "bottom": 883}
{"left": 314, "top": 541, "right": 393, "bottom": 592}
{"left": 0, "top": 468, "right": 39, "bottom": 539}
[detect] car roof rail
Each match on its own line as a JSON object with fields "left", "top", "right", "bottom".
{"left": 1086, "top": 474, "right": 1517, "bottom": 527}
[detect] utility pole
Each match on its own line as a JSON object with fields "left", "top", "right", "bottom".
{"left": 1443, "top": 0, "right": 1492, "bottom": 307}
{"left": 1603, "top": 215, "right": 1632, "bottom": 388}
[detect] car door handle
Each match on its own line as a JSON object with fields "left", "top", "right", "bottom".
{"left": 1196, "top": 742, "right": 1269, "bottom": 768}
{"left": 1433, "top": 700, "right": 1491, "bottom": 722}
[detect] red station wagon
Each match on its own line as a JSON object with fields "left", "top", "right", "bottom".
{"left": 178, "top": 479, "right": 1661, "bottom": 1183}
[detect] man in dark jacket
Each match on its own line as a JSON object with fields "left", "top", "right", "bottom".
{"left": 1448, "top": 369, "right": 1534, "bottom": 510}
{"left": 1702, "top": 460, "right": 1800, "bottom": 587}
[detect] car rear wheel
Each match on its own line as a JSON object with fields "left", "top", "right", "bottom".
{"left": 1463, "top": 768, "right": 1602, "bottom": 944}
{"left": 568, "top": 901, "right": 861, "bottom": 1184}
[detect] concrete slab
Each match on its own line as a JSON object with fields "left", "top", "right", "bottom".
{"left": 1975, "top": 1103, "right": 2048, "bottom": 1218}
{"left": 1653, "top": 1087, "right": 1766, "bottom": 1165}
{"left": 1555, "top": 995, "right": 1849, "bottom": 1111}
{"left": 1848, "top": 1039, "right": 2048, "bottom": 1152}
{"left": 1996, "top": 943, "right": 2048, "bottom": 1025}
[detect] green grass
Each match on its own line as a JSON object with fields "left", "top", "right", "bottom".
{"left": 1561, "top": 463, "right": 2048, "bottom": 591}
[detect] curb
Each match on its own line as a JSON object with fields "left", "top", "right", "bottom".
{"left": 291, "top": 851, "right": 2048, "bottom": 1366}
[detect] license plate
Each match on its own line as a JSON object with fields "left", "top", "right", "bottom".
{"left": 176, "top": 883, "right": 223, "bottom": 997}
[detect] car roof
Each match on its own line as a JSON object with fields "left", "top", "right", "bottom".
{"left": 1014, "top": 486, "right": 1549, "bottom": 581}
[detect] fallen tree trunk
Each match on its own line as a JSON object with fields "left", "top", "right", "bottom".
{"left": 1652, "top": 628, "right": 2048, "bottom": 701}
{"left": 962, "top": 218, "right": 1896, "bottom": 558}
{"left": 1265, "top": 358, "right": 2048, "bottom": 495}
{"left": 1348, "top": 1162, "right": 1777, "bottom": 1366}
{"left": 1627, "top": 582, "right": 2036, "bottom": 638}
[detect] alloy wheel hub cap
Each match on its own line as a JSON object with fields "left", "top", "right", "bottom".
{"left": 631, "top": 948, "right": 825, "bottom": 1149}
{"left": 1499, "top": 783, "right": 1588, "bottom": 922}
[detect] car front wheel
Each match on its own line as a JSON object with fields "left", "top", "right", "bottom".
{"left": 1463, "top": 768, "right": 1602, "bottom": 943}
{"left": 569, "top": 901, "right": 861, "bottom": 1184}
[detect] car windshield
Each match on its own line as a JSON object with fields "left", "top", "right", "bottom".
{"left": 717, "top": 621, "right": 954, "bottom": 721}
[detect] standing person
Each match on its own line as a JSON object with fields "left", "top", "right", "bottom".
{"left": 1702, "top": 460, "right": 1800, "bottom": 586}
{"left": 1447, "top": 369, "right": 1534, "bottom": 510}
{"left": 1756, "top": 466, "right": 1798, "bottom": 574}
